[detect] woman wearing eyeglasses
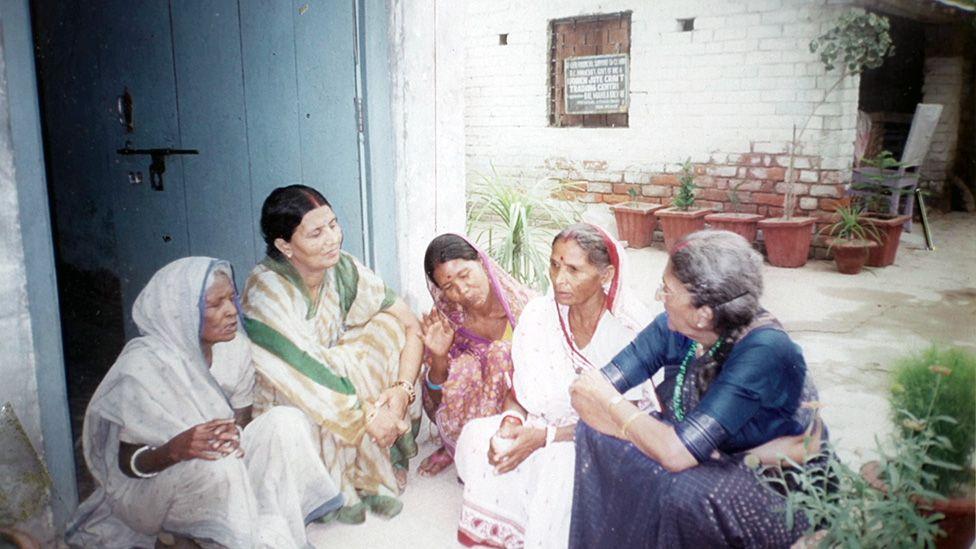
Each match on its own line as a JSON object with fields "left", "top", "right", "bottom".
{"left": 569, "top": 230, "right": 825, "bottom": 548}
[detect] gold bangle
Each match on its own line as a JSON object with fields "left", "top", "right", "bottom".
{"left": 619, "top": 410, "right": 645, "bottom": 439}
{"left": 391, "top": 379, "right": 416, "bottom": 404}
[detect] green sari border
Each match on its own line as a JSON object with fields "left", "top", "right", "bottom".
{"left": 244, "top": 316, "right": 357, "bottom": 396}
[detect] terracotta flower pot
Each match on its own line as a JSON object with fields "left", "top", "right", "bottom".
{"left": 861, "top": 461, "right": 976, "bottom": 549}
{"left": 863, "top": 214, "right": 911, "bottom": 267}
{"left": 704, "top": 212, "right": 764, "bottom": 243}
{"left": 758, "top": 217, "right": 816, "bottom": 268}
{"left": 655, "top": 207, "right": 709, "bottom": 251}
{"left": 829, "top": 239, "right": 878, "bottom": 275}
{"left": 611, "top": 203, "right": 663, "bottom": 249}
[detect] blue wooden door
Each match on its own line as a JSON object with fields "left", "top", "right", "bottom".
{"left": 97, "top": 0, "right": 192, "bottom": 337}
{"left": 100, "top": 1, "right": 365, "bottom": 337}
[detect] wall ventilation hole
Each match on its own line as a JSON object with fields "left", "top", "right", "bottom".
{"left": 499, "top": 33, "right": 508, "bottom": 46}
{"left": 677, "top": 18, "right": 695, "bottom": 32}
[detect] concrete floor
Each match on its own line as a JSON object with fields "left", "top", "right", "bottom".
{"left": 308, "top": 211, "right": 976, "bottom": 548}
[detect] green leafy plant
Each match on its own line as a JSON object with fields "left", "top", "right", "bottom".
{"left": 627, "top": 187, "right": 639, "bottom": 206}
{"left": 726, "top": 181, "right": 747, "bottom": 213}
{"left": 852, "top": 150, "right": 916, "bottom": 215}
{"left": 890, "top": 346, "right": 976, "bottom": 495}
{"left": 762, "top": 373, "right": 958, "bottom": 548}
{"left": 467, "top": 169, "right": 582, "bottom": 291}
{"left": 818, "top": 199, "right": 882, "bottom": 249}
{"left": 781, "top": 12, "right": 895, "bottom": 219}
{"left": 672, "top": 158, "right": 697, "bottom": 211}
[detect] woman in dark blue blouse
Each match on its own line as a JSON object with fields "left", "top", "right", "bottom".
{"left": 568, "top": 230, "right": 824, "bottom": 548}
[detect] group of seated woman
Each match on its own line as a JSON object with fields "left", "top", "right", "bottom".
{"left": 66, "top": 183, "right": 826, "bottom": 549}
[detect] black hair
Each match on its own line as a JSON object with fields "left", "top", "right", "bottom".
{"left": 260, "top": 184, "right": 331, "bottom": 261}
{"left": 423, "top": 234, "right": 479, "bottom": 286}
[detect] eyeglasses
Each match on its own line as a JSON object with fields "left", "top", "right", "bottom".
{"left": 655, "top": 282, "right": 684, "bottom": 302}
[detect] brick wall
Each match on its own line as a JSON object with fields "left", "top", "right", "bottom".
{"left": 552, "top": 144, "right": 844, "bottom": 219}
{"left": 465, "top": 0, "right": 861, "bottom": 215}
{"left": 920, "top": 56, "right": 965, "bottom": 194}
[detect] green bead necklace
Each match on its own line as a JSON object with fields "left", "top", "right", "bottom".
{"left": 671, "top": 339, "right": 722, "bottom": 421}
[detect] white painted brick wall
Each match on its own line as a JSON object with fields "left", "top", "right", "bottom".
{"left": 920, "top": 57, "right": 964, "bottom": 188}
{"left": 464, "top": 0, "right": 858, "bottom": 183}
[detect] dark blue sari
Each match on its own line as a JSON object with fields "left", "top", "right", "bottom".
{"left": 569, "top": 313, "right": 821, "bottom": 548}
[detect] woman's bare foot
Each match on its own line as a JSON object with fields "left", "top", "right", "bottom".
{"left": 394, "top": 466, "right": 408, "bottom": 491}
{"left": 418, "top": 446, "right": 454, "bottom": 477}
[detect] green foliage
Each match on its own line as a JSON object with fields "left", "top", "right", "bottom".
{"left": 862, "top": 150, "right": 902, "bottom": 171}
{"left": 726, "top": 180, "right": 746, "bottom": 213}
{"left": 890, "top": 346, "right": 976, "bottom": 494}
{"left": 627, "top": 187, "right": 639, "bottom": 205}
{"left": 782, "top": 12, "right": 894, "bottom": 220}
{"left": 467, "top": 169, "right": 582, "bottom": 291}
{"left": 852, "top": 150, "right": 912, "bottom": 214}
{"left": 763, "top": 385, "right": 958, "bottom": 547}
{"left": 819, "top": 200, "right": 882, "bottom": 248}
{"left": 809, "top": 12, "right": 895, "bottom": 74}
{"left": 672, "top": 158, "right": 697, "bottom": 211}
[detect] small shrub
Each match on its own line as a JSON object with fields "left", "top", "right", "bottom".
{"left": 727, "top": 181, "right": 746, "bottom": 213}
{"left": 672, "top": 158, "right": 696, "bottom": 211}
{"left": 763, "top": 386, "right": 957, "bottom": 547}
{"left": 890, "top": 345, "right": 976, "bottom": 495}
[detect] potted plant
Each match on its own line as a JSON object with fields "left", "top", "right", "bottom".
{"left": 762, "top": 370, "right": 962, "bottom": 547}
{"left": 818, "top": 200, "right": 881, "bottom": 275}
{"left": 705, "top": 181, "right": 763, "bottom": 243}
{"left": 852, "top": 151, "right": 913, "bottom": 267}
{"left": 611, "top": 187, "right": 663, "bottom": 249}
{"left": 761, "top": 12, "right": 894, "bottom": 268}
{"left": 467, "top": 168, "right": 581, "bottom": 291}
{"left": 874, "top": 346, "right": 976, "bottom": 548}
{"left": 655, "top": 159, "right": 709, "bottom": 251}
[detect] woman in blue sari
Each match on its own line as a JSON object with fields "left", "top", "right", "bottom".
{"left": 568, "top": 230, "right": 823, "bottom": 548}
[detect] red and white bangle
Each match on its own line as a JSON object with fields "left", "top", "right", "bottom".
{"left": 500, "top": 410, "right": 525, "bottom": 425}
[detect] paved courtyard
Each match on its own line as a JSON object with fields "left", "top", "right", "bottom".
{"left": 309, "top": 211, "right": 976, "bottom": 548}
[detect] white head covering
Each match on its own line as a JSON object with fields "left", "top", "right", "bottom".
{"left": 81, "top": 257, "right": 250, "bottom": 489}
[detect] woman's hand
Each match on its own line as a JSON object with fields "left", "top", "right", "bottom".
{"left": 570, "top": 369, "right": 625, "bottom": 437}
{"left": 420, "top": 308, "right": 455, "bottom": 358}
{"left": 489, "top": 422, "right": 545, "bottom": 474}
{"left": 366, "top": 406, "right": 408, "bottom": 448}
{"left": 376, "top": 386, "right": 410, "bottom": 420}
{"left": 746, "top": 414, "right": 824, "bottom": 467}
{"left": 162, "top": 418, "right": 242, "bottom": 462}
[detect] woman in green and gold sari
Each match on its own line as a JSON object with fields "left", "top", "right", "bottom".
{"left": 242, "top": 185, "right": 423, "bottom": 524}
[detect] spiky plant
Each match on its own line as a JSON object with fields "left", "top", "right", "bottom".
{"left": 467, "top": 169, "right": 582, "bottom": 291}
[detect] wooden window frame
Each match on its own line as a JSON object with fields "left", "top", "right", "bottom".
{"left": 548, "top": 11, "right": 632, "bottom": 128}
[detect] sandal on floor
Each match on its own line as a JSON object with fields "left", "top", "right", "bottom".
{"left": 418, "top": 447, "right": 454, "bottom": 477}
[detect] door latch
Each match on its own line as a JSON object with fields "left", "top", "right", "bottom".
{"left": 116, "top": 147, "right": 199, "bottom": 191}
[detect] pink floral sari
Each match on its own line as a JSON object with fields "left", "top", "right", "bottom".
{"left": 421, "top": 235, "right": 535, "bottom": 455}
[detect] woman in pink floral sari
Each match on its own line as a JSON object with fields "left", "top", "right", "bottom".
{"left": 418, "top": 234, "right": 535, "bottom": 476}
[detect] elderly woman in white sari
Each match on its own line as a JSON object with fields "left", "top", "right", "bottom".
{"left": 453, "top": 223, "right": 657, "bottom": 549}
{"left": 66, "top": 257, "right": 341, "bottom": 549}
